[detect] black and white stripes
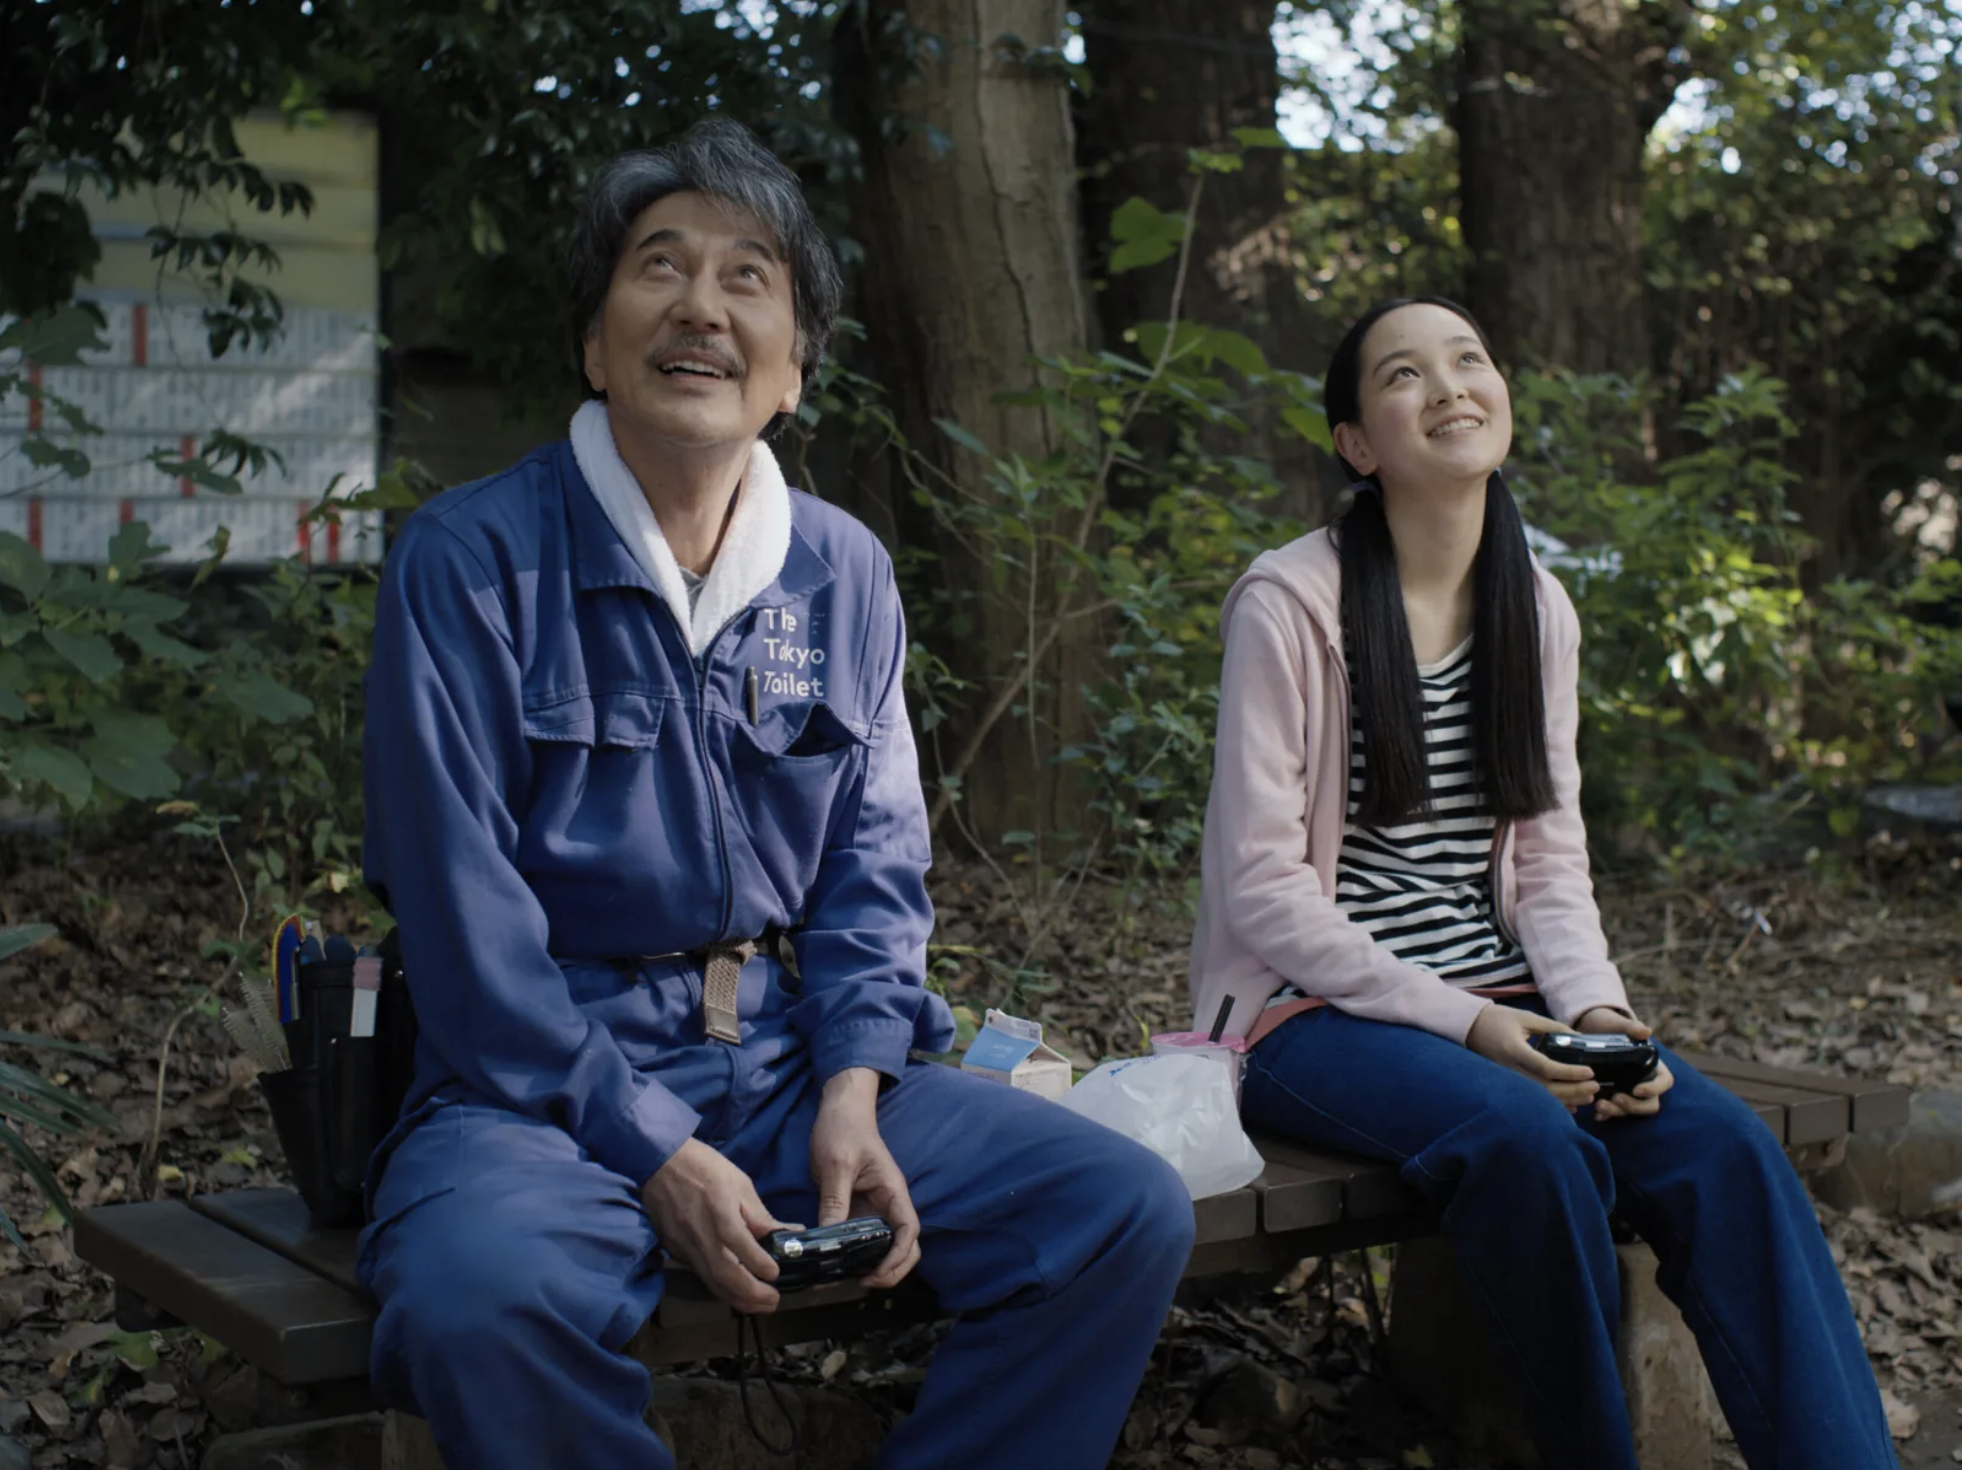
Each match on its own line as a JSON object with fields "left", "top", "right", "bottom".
{"left": 1334, "top": 638, "right": 1530, "bottom": 988}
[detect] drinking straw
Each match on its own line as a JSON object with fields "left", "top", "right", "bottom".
{"left": 1207, "top": 997, "right": 1233, "bottom": 1044}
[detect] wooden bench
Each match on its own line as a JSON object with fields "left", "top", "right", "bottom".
{"left": 72, "top": 1055, "right": 1910, "bottom": 1447}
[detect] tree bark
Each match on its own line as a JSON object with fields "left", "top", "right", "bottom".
{"left": 837, "top": 0, "right": 1099, "bottom": 846}
{"left": 1454, "top": 0, "right": 1691, "bottom": 374}
{"left": 1077, "top": 0, "right": 1336, "bottom": 518}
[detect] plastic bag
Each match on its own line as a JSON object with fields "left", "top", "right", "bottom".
{"left": 1059, "top": 1052, "right": 1265, "bottom": 1200}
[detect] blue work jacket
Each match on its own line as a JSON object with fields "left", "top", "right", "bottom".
{"left": 362, "top": 440, "right": 955, "bottom": 1188}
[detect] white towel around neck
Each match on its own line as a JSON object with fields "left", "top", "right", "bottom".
{"left": 569, "top": 399, "right": 793, "bottom": 657}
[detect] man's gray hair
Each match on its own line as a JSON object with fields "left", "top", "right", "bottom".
{"left": 566, "top": 118, "right": 842, "bottom": 390}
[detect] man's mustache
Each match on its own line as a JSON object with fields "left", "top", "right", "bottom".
{"left": 648, "top": 336, "right": 745, "bottom": 377}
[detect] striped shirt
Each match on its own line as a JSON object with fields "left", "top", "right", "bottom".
{"left": 1269, "top": 637, "right": 1530, "bottom": 1010}
{"left": 1337, "top": 637, "right": 1528, "bottom": 986}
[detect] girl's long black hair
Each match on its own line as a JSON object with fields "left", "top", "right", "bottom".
{"left": 1324, "top": 296, "right": 1555, "bottom": 825}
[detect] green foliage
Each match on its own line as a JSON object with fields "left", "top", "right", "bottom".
{"left": 0, "top": 923, "right": 117, "bottom": 1251}
{"left": 1, "top": 2, "right": 316, "bottom": 331}
{"left": 0, "top": 527, "right": 212, "bottom": 811}
{"left": 1511, "top": 367, "right": 1962, "bottom": 854}
{"left": 897, "top": 188, "right": 1309, "bottom": 890}
{"left": 0, "top": 484, "right": 390, "bottom": 909}
{"left": 159, "top": 554, "right": 378, "bottom": 909}
{"left": 1648, "top": 0, "right": 1962, "bottom": 568}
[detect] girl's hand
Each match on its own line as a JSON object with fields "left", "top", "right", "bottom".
{"left": 1466, "top": 1005, "right": 1599, "bottom": 1110}
{"left": 1573, "top": 1006, "right": 1675, "bottom": 1121}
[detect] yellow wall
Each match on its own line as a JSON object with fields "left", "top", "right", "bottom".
{"left": 63, "top": 111, "right": 377, "bottom": 315}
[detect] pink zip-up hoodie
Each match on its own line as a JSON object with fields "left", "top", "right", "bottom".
{"left": 1189, "top": 526, "right": 1631, "bottom": 1047}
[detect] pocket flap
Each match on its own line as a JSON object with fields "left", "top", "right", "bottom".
{"left": 522, "top": 690, "right": 665, "bottom": 750}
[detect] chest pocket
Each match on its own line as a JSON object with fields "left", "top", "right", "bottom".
{"left": 727, "top": 701, "right": 870, "bottom": 860}
{"left": 521, "top": 689, "right": 666, "bottom": 750}
{"left": 733, "top": 700, "right": 867, "bottom": 765}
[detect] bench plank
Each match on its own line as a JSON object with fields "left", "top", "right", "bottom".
{"left": 1707, "top": 1077, "right": 1849, "bottom": 1147}
{"left": 1680, "top": 1053, "right": 1910, "bottom": 1133}
{"left": 1250, "top": 1136, "right": 1420, "bottom": 1224}
{"left": 1194, "top": 1185, "right": 1259, "bottom": 1246}
{"left": 73, "top": 1200, "right": 372, "bottom": 1386}
{"left": 191, "top": 1189, "right": 363, "bottom": 1296}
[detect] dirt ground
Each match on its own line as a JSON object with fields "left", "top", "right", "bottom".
{"left": 2, "top": 823, "right": 1958, "bottom": 1469}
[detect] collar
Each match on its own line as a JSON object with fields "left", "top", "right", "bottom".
{"left": 569, "top": 400, "right": 794, "bottom": 657}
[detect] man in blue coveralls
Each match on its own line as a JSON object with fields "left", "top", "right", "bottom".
{"left": 358, "top": 118, "right": 1196, "bottom": 1469}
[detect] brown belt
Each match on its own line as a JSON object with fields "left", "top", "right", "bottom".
{"left": 635, "top": 931, "right": 793, "bottom": 1045}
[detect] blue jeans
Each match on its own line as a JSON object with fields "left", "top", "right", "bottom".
{"left": 357, "top": 956, "right": 1194, "bottom": 1470}
{"left": 1242, "top": 1005, "right": 1895, "bottom": 1470}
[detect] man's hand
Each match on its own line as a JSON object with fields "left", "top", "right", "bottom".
{"left": 641, "top": 1139, "right": 802, "bottom": 1314}
{"left": 810, "top": 1068, "right": 921, "bottom": 1290}
{"left": 1574, "top": 1006, "right": 1675, "bottom": 1121}
{"left": 1466, "top": 1004, "right": 1599, "bottom": 1110}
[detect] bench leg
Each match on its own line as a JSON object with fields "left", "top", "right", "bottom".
{"left": 382, "top": 1412, "right": 445, "bottom": 1470}
{"left": 1386, "top": 1237, "right": 1713, "bottom": 1470}
{"left": 1615, "top": 1242, "right": 1714, "bottom": 1470}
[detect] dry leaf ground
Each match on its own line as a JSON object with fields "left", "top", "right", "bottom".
{"left": 2, "top": 825, "right": 1958, "bottom": 1469}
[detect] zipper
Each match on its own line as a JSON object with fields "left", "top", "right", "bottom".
{"left": 692, "top": 605, "right": 764, "bottom": 943}
{"left": 1488, "top": 819, "right": 1519, "bottom": 946}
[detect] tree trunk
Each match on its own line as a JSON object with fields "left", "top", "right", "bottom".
{"left": 1454, "top": 0, "right": 1690, "bottom": 374}
{"left": 837, "top": 0, "right": 1099, "bottom": 847}
{"left": 1077, "top": 0, "right": 1336, "bottom": 519}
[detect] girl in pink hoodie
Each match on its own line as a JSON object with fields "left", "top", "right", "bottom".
{"left": 1192, "top": 297, "right": 1892, "bottom": 1470}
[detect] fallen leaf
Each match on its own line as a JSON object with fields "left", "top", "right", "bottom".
{"left": 100, "top": 1408, "right": 144, "bottom": 1469}
{"left": 1883, "top": 1389, "right": 1921, "bottom": 1440}
{"left": 28, "top": 1390, "right": 71, "bottom": 1431}
{"left": 46, "top": 1320, "right": 113, "bottom": 1377}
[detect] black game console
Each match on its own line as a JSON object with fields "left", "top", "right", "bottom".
{"left": 763, "top": 1217, "right": 894, "bottom": 1292}
{"left": 1529, "top": 1031, "right": 1660, "bottom": 1098}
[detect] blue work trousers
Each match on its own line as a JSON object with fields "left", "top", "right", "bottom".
{"left": 357, "top": 957, "right": 1194, "bottom": 1470}
{"left": 1242, "top": 1005, "right": 1895, "bottom": 1470}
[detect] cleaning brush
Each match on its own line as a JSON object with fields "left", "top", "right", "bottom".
{"left": 223, "top": 973, "right": 290, "bottom": 1072}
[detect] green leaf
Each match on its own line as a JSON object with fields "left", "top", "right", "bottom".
{"left": 1108, "top": 196, "right": 1184, "bottom": 274}
{"left": 468, "top": 196, "right": 507, "bottom": 257}
{"left": 124, "top": 623, "right": 209, "bottom": 669}
{"left": 0, "top": 924, "right": 56, "bottom": 963}
{"left": 149, "top": 452, "right": 241, "bottom": 496}
{"left": 933, "top": 418, "right": 993, "bottom": 458}
{"left": 1203, "top": 328, "right": 1268, "bottom": 377}
{"left": 0, "top": 533, "right": 50, "bottom": 601}
{"left": 83, "top": 711, "right": 180, "bottom": 800}
{"left": 1110, "top": 235, "right": 1179, "bottom": 274}
{"left": 0, "top": 303, "right": 108, "bottom": 366}
{"left": 1229, "top": 126, "right": 1288, "bottom": 150}
{"left": 20, "top": 436, "right": 91, "bottom": 479}
{"left": 42, "top": 626, "right": 122, "bottom": 683}
{"left": 0, "top": 1030, "right": 109, "bottom": 1062}
{"left": 108, "top": 1330, "right": 159, "bottom": 1371}
{"left": 1281, "top": 404, "right": 1335, "bottom": 451}
{"left": 0, "top": 1118, "right": 75, "bottom": 1227}
{"left": 107, "top": 520, "right": 170, "bottom": 577}
{"left": 8, "top": 742, "right": 94, "bottom": 809}
{"left": 81, "top": 739, "right": 179, "bottom": 800}
{"left": 0, "top": 1077, "right": 108, "bottom": 1137}
{"left": 210, "top": 667, "right": 314, "bottom": 723}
